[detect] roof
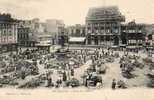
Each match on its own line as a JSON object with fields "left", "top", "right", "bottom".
{"left": 0, "top": 13, "right": 18, "bottom": 23}
{"left": 86, "top": 6, "right": 125, "bottom": 22}
{"left": 69, "top": 37, "right": 86, "bottom": 42}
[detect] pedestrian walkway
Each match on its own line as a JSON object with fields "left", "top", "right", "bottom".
{"left": 74, "top": 60, "right": 92, "bottom": 81}
{"left": 102, "top": 58, "right": 123, "bottom": 88}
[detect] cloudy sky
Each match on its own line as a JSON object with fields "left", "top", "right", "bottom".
{"left": 0, "top": 0, "right": 154, "bottom": 25}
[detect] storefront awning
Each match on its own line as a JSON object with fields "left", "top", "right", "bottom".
{"left": 119, "top": 44, "right": 126, "bottom": 47}
{"left": 35, "top": 43, "right": 51, "bottom": 47}
{"left": 110, "top": 45, "right": 119, "bottom": 48}
{"left": 69, "top": 37, "right": 86, "bottom": 43}
{"left": 146, "top": 46, "right": 154, "bottom": 49}
{"left": 38, "top": 40, "right": 51, "bottom": 44}
{"left": 126, "top": 46, "right": 138, "bottom": 49}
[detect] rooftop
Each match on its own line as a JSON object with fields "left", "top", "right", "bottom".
{"left": 0, "top": 13, "right": 18, "bottom": 23}
{"left": 86, "top": 6, "right": 125, "bottom": 22}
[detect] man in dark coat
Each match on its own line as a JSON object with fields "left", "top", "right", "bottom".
{"left": 112, "top": 79, "right": 116, "bottom": 89}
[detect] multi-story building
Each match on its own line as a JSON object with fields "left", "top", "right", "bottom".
{"left": 17, "top": 27, "right": 37, "bottom": 47}
{"left": 17, "top": 18, "right": 42, "bottom": 47}
{"left": 45, "top": 19, "right": 64, "bottom": 34}
{"left": 0, "top": 13, "right": 18, "bottom": 53}
{"left": 45, "top": 19, "right": 65, "bottom": 45}
{"left": 37, "top": 34, "right": 53, "bottom": 44}
{"left": 67, "top": 24, "right": 86, "bottom": 37}
{"left": 121, "top": 21, "right": 146, "bottom": 48}
{"left": 145, "top": 24, "right": 154, "bottom": 46}
{"left": 86, "top": 6, "right": 125, "bottom": 46}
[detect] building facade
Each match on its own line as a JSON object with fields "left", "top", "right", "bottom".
{"left": 17, "top": 18, "right": 42, "bottom": 47}
{"left": 17, "top": 27, "right": 37, "bottom": 47}
{"left": 45, "top": 19, "right": 64, "bottom": 34}
{"left": 67, "top": 24, "right": 86, "bottom": 37}
{"left": 45, "top": 19, "right": 65, "bottom": 45}
{"left": 0, "top": 13, "right": 18, "bottom": 53}
{"left": 145, "top": 24, "right": 154, "bottom": 46}
{"left": 86, "top": 6, "right": 125, "bottom": 46}
{"left": 121, "top": 21, "right": 146, "bottom": 48}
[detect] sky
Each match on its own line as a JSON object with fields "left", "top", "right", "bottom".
{"left": 0, "top": 0, "right": 154, "bottom": 25}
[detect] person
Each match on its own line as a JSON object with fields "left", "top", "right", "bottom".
{"left": 21, "top": 71, "right": 26, "bottom": 80}
{"left": 56, "top": 78, "right": 62, "bottom": 88}
{"left": 117, "top": 80, "right": 127, "bottom": 89}
{"left": 112, "top": 79, "right": 116, "bottom": 90}
{"left": 71, "top": 69, "right": 74, "bottom": 76}
{"left": 47, "top": 77, "right": 52, "bottom": 87}
{"left": 85, "top": 77, "right": 88, "bottom": 87}
{"left": 63, "top": 71, "right": 67, "bottom": 81}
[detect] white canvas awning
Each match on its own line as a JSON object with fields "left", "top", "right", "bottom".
{"left": 126, "top": 46, "right": 137, "bottom": 49}
{"left": 39, "top": 40, "right": 51, "bottom": 44}
{"left": 69, "top": 37, "right": 86, "bottom": 43}
{"left": 111, "top": 45, "right": 119, "bottom": 48}
{"left": 36, "top": 43, "right": 51, "bottom": 46}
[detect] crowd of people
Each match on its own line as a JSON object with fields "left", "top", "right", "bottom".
{"left": 0, "top": 47, "right": 153, "bottom": 89}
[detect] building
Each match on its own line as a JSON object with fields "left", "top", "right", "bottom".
{"left": 66, "top": 24, "right": 86, "bottom": 45}
{"left": 17, "top": 27, "right": 37, "bottom": 47}
{"left": 37, "top": 34, "right": 53, "bottom": 45}
{"left": 31, "top": 21, "right": 52, "bottom": 46}
{"left": 17, "top": 18, "right": 42, "bottom": 47}
{"left": 45, "top": 19, "right": 65, "bottom": 45}
{"left": 18, "top": 19, "right": 62, "bottom": 47}
{"left": 45, "top": 19, "right": 64, "bottom": 34}
{"left": 86, "top": 6, "right": 125, "bottom": 46}
{"left": 145, "top": 24, "right": 154, "bottom": 35}
{"left": 67, "top": 24, "right": 86, "bottom": 37}
{"left": 0, "top": 13, "right": 18, "bottom": 53}
{"left": 121, "top": 21, "right": 146, "bottom": 50}
{"left": 145, "top": 24, "right": 154, "bottom": 46}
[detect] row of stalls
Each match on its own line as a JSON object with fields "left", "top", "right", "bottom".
{"left": 0, "top": 41, "right": 56, "bottom": 54}
{"left": 33, "top": 41, "right": 52, "bottom": 53}
{"left": 35, "top": 44, "right": 51, "bottom": 53}
{"left": 125, "top": 45, "right": 144, "bottom": 52}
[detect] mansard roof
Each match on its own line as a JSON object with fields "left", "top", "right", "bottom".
{"left": 86, "top": 6, "right": 125, "bottom": 22}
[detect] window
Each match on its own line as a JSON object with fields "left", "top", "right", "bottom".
{"left": 101, "top": 30, "right": 104, "bottom": 33}
{"left": 3, "top": 30, "right": 6, "bottom": 36}
{"left": 88, "top": 30, "right": 91, "bottom": 33}
{"left": 114, "top": 29, "right": 119, "bottom": 33}
{"left": 138, "top": 30, "right": 142, "bottom": 33}
{"left": 106, "top": 29, "right": 110, "bottom": 33}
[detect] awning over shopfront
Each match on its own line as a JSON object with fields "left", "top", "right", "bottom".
{"left": 146, "top": 46, "right": 154, "bottom": 49}
{"left": 119, "top": 44, "right": 126, "bottom": 47}
{"left": 35, "top": 43, "right": 51, "bottom": 47}
{"left": 69, "top": 37, "right": 86, "bottom": 43}
{"left": 39, "top": 40, "right": 52, "bottom": 44}
{"left": 126, "top": 46, "right": 138, "bottom": 49}
{"left": 111, "top": 45, "right": 119, "bottom": 48}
